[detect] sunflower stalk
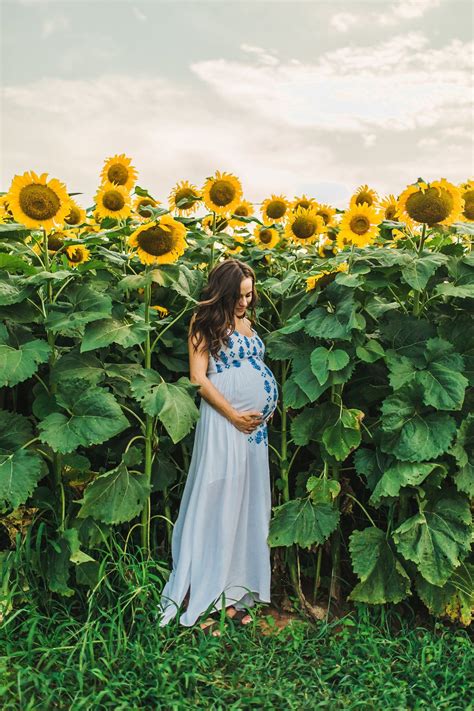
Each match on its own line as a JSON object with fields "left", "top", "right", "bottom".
{"left": 413, "top": 223, "right": 427, "bottom": 317}
{"left": 140, "top": 271, "right": 155, "bottom": 556}
{"left": 329, "top": 384, "right": 342, "bottom": 603}
{"left": 42, "top": 228, "right": 65, "bottom": 532}
{"left": 312, "top": 460, "right": 328, "bottom": 604}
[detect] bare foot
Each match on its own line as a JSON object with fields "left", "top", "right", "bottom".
{"left": 226, "top": 606, "right": 252, "bottom": 624}
{"left": 199, "top": 617, "right": 221, "bottom": 636}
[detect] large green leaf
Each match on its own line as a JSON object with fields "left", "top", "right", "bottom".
{"left": 0, "top": 410, "right": 33, "bottom": 450}
{"left": 45, "top": 284, "right": 113, "bottom": 335}
{"left": 379, "top": 315, "right": 436, "bottom": 366}
{"left": 400, "top": 251, "right": 447, "bottom": 291}
{"left": 268, "top": 498, "right": 340, "bottom": 548}
{"left": 0, "top": 449, "right": 47, "bottom": 511}
{"left": 0, "top": 324, "right": 51, "bottom": 387}
{"left": 292, "top": 346, "right": 330, "bottom": 401}
{"left": 439, "top": 315, "right": 474, "bottom": 386}
{"left": 0, "top": 273, "right": 30, "bottom": 305}
{"left": 50, "top": 350, "right": 105, "bottom": 386}
{"left": 282, "top": 376, "right": 310, "bottom": 409}
{"left": 380, "top": 383, "right": 457, "bottom": 461}
{"left": 353, "top": 447, "right": 395, "bottom": 492}
{"left": 290, "top": 403, "right": 339, "bottom": 446}
{"left": 304, "top": 286, "right": 360, "bottom": 341}
{"left": 449, "top": 414, "right": 474, "bottom": 497}
{"left": 131, "top": 369, "right": 200, "bottom": 443}
{"left": 77, "top": 459, "right": 150, "bottom": 525}
{"left": 322, "top": 408, "right": 362, "bottom": 462}
{"left": 38, "top": 380, "right": 130, "bottom": 453}
{"left": 310, "top": 346, "right": 349, "bottom": 385}
{"left": 80, "top": 307, "right": 151, "bottom": 353}
{"left": 348, "top": 527, "right": 412, "bottom": 604}
{"left": 415, "top": 562, "right": 473, "bottom": 627}
{"left": 392, "top": 488, "right": 472, "bottom": 586}
{"left": 369, "top": 461, "right": 446, "bottom": 507}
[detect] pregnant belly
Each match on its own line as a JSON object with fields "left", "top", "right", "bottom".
{"left": 226, "top": 360, "right": 278, "bottom": 422}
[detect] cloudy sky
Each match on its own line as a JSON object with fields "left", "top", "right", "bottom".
{"left": 1, "top": 0, "right": 473, "bottom": 210}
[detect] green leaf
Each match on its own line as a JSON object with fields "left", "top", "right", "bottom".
{"left": 38, "top": 381, "right": 130, "bottom": 454}
{"left": 45, "top": 284, "right": 113, "bottom": 335}
{"left": 356, "top": 339, "right": 385, "bottom": 363}
{"left": 310, "top": 346, "right": 331, "bottom": 385}
{"left": 0, "top": 273, "right": 30, "bottom": 305}
{"left": 392, "top": 488, "right": 472, "bottom": 586}
{"left": 0, "top": 410, "right": 33, "bottom": 450}
{"left": 449, "top": 414, "right": 474, "bottom": 497}
{"left": 290, "top": 404, "right": 339, "bottom": 446}
{"left": 117, "top": 272, "right": 153, "bottom": 291}
{"left": 81, "top": 309, "right": 151, "bottom": 353}
{"left": 348, "top": 527, "right": 412, "bottom": 604}
{"left": 353, "top": 447, "right": 395, "bottom": 492}
{"left": 268, "top": 498, "right": 340, "bottom": 548}
{"left": 415, "top": 338, "right": 468, "bottom": 410}
{"left": 400, "top": 251, "right": 448, "bottom": 291}
{"left": 322, "top": 408, "right": 362, "bottom": 462}
{"left": 0, "top": 449, "right": 47, "bottom": 510}
{"left": 131, "top": 370, "right": 200, "bottom": 443}
{"left": 282, "top": 376, "right": 310, "bottom": 409}
{"left": 380, "top": 383, "right": 457, "bottom": 462}
{"left": 306, "top": 477, "right": 340, "bottom": 503}
{"left": 0, "top": 325, "right": 51, "bottom": 387}
{"left": 369, "top": 461, "right": 446, "bottom": 507}
{"left": 293, "top": 346, "right": 329, "bottom": 401}
{"left": 415, "top": 562, "right": 473, "bottom": 627}
{"left": 77, "top": 460, "right": 150, "bottom": 525}
{"left": 50, "top": 350, "right": 105, "bottom": 386}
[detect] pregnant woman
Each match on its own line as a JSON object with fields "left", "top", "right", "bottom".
{"left": 157, "top": 258, "right": 279, "bottom": 635}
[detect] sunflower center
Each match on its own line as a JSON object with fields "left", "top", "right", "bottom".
{"left": 349, "top": 215, "right": 370, "bottom": 235}
{"left": 68, "top": 247, "right": 83, "bottom": 263}
{"left": 317, "top": 210, "right": 330, "bottom": 225}
{"left": 48, "top": 234, "right": 65, "bottom": 251}
{"left": 406, "top": 187, "right": 453, "bottom": 225}
{"left": 138, "top": 199, "right": 155, "bottom": 217}
{"left": 103, "top": 190, "right": 125, "bottom": 212}
{"left": 235, "top": 205, "right": 250, "bottom": 217}
{"left": 65, "top": 205, "right": 81, "bottom": 225}
{"left": 175, "top": 188, "right": 197, "bottom": 209}
{"left": 259, "top": 229, "right": 273, "bottom": 244}
{"left": 462, "top": 189, "right": 474, "bottom": 220}
{"left": 209, "top": 180, "right": 236, "bottom": 207}
{"left": 295, "top": 200, "right": 310, "bottom": 210}
{"left": 19, "top": 184, "right": 61, "bottom": 221}
{"left": 355, "top": 191, "right": 373, "bottom": 207}
{"left": 385, "top": 206, "right": 397, "bottom": 220}
{"left": 267, "top": 200, "right": 287, "bottom": 220}
{"left": 137, "top": 225, "right": 176, "bottom": 256}
{"left": 107, "top": 164, "right": 129, "bottom": 185}
{"left": 292, "top": 217, "right": 316, "bottom": 240}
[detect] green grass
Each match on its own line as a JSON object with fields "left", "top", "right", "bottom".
{"left": 1, "top": 591, "right": 472, "bottom": 710}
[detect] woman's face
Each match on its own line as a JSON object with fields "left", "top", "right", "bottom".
{"left": 234, "top": 276, "right": 253, "bottom": 317}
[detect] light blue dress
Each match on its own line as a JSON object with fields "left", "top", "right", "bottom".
{"left": 157, "top": 325, "right": 279, "bottom": 627}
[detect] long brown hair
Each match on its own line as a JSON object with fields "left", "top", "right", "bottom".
{"left": 189, "top": 258, "right": 258, "bottom": 359}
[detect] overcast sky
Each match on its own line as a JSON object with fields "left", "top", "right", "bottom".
{"left": 1, "top": 0, "right": 473, "bottom": 210}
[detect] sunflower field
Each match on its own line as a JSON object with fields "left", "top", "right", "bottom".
{"left": 0, "top": 157, "right": 473, "bottom": 628}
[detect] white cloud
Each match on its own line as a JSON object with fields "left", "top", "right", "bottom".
{"left": 378, "top": 0, "right": 442, "bottom": 25}
{"left": 132, "top": 6, "right": 147, "bottom": 22}
{"left": 330, "top": 12, "right": 358, "bottom": 33}
{"left": 41, "top": 14, "right": 69, "bottom": 38}
{"left": 240, "top": 43, "right": 279, "bottom": 66}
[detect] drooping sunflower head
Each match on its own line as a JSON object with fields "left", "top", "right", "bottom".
{"left": 151, "top": 305, "right": 169, "bottom": 319}
{"left": 128, "top": 214, "right": 187, "bottom": 266}
{"left": 202, "top": 171, "right": 243, "bottom": 216}
{"left": 459, "top": 181, "right": 474, "bottom": 221}
{"left": 100, "top": 154, "right": 138, "bottom": 191}
{"left": 133, "top": 195, "right": 161, "bottom": 219}
{"left": 350, "top": 184, "right": 379, "bottom": 209}
{"left": 226, "top": 234, "right": 245, "bottom": 255}
{"left": 253, "top": 225, "right": 280, "bottom": 250}
{"left": 31, "top": 230, "right": 71, "bottom": 256}
{"left": 7, "top": 170, "right": 70, "bottom": 230}
{"left": 94, "top": 182, "right": 132, "bottom": 220}
{"left": 229, "top": 200, "right": 254, "bottom": 227}
{"left": 291, "top": 195, "right": 317, "bottom": 212}
{"left": 398, "top": 178, "right": 464, "bottom": 227}
{"left": 65, "top": 244, "right": 91, "bottom": 268}
{"left": 284, "top": 207, "right": 326, "bottom": 245}
{"left": 169, "top": 180, "right": 202, "bottom": 215}
{"left": 201, "top": 214, "right": 230, "bottom": 233}
{"left": 337, "top": 202, "right": 380, "bottom": 248}
{"left": 318, "top": 237, "right": 339, "bottom": 258}
{"left": 261, "top": 194, "right": 290, "bottom": 225}
{"left": 305, "top": 261, "right": 349, "bottom": 292}
{"left": 314, "top": 203, "right": 337, "bottom": 228}
{"left": 379, "top": 194, "right": 401, "bottom": 222}
{"left": 64, "top": 199, "right": 87, "bottom": 226}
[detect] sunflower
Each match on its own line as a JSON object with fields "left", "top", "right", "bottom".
{"left": 65, "top": 244, "right": 91, "bottom": 268}
{"left": 253, "top": 225, "right": 280, "bottom": 249}
{"left": 226, "top": 234, "right": 245, "bottom": 255}
{"left": 151, "top": 305, "right": 169, "bottom": 318}
{"left": 169, "top": 180, "right": 201, "bottom": 215}
{"left": 7, "top": 171, "right": 70, "bottom": 231}
{"left": 314, "top": 203, "right": 337, "bottom": 228}
{"left": 318, "top": 237, "right": 339, "bottom": 258}
{"left": 337, "top": 203, "right": 380, "bottom": 248}
{"left": 291, "top": 195, "right": 317, "bottom": 212}
{"left": 261, "top": 194, "right": 290, "bottom": 224}
{"left": 94, "top": 182, "right": 132, "bottom": 220}
{"left": 100, "top": 153, "right": 137, "bottom": 191}
{"left": 202, "top": 171, "right": 243, "bottom": 215}
{"left": 398, "top": 178, "right": 464, "bottom": 227}
{"left": 459, "top": 181, "right": 474, "bottom": 221}
{"left": 64, "top": 199, "right": 87, "bottom": 227}
{"left": 306, "top": 262, "right": 349, "bottom": 292}
{"left": 350, "top": 184, "right": 379, "bottom": 209}
{"left": 284, "top": 207, "right": 326, "bottom": 246}
{"left": 128, "top": 214, "right": 187, "bottom": 266}
{"left": 133, "top": 195, "right": 161, "bottom": 219}
{"left": 228, "top": 200, "right": 254, "bottom": 227}
{"left": 31, "top": 230, "right": 72, "bottom": 256}
{"left": 201, "top": 214, "right": 230, "bottom": 233}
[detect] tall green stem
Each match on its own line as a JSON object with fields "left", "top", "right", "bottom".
{"left": 329, "top": 385, "right": 342, "bottom": 602}
{"left": 141, "top": 273, "right": 155, "bottom": 555}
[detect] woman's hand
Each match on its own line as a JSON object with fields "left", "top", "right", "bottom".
{"left": 231, "top": 409, "right": 263, "bottom": 434}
